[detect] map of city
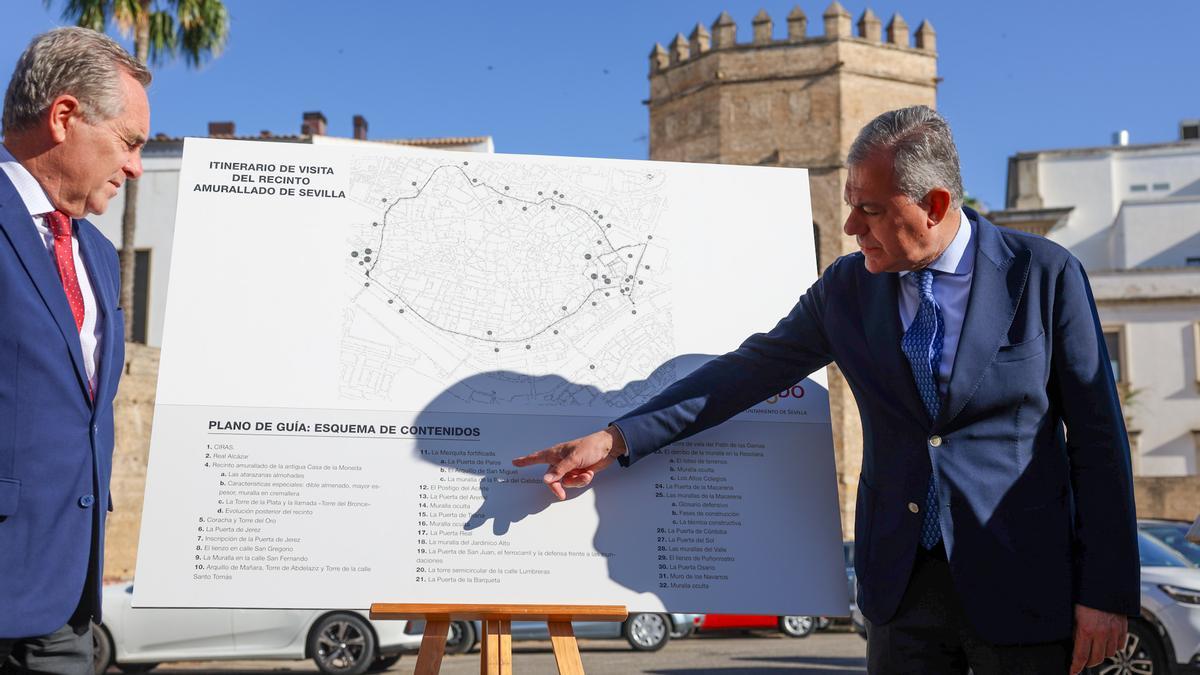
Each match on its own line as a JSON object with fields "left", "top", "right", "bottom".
{"left": 339, "top": 152, "right": 676, "bottom": 412}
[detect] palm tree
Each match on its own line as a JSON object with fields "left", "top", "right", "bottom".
{"left": 51, "top": 0, "right": 229, "bottom": 341}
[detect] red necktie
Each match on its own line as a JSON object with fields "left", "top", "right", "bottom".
{"left": 44, "top": 210, "right": 86, "bottom": 332}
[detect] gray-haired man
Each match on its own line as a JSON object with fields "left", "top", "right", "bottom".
{"left": 0, "top": 27, "right": 149, "bottom": 673}
{"left": 516, "top": 106, "right": 1138, "bottom": 674}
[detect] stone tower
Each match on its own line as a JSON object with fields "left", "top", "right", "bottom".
{"left": 647, "top": 4, "right": 939, "bottom": 533}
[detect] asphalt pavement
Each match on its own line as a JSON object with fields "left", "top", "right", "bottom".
{"left": 147, "top": 632, "right": 867, "bottom": 674}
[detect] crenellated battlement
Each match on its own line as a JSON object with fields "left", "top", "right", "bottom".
{"left": 649, "top": 3, "right": 936, "bottom": 75}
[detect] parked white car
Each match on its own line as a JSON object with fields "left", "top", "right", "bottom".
{"left": 93, "top": 582, "right": 420, "bottom": 675}
{"left": 1108, "top": 531, "right": 1200, "bottom": 675}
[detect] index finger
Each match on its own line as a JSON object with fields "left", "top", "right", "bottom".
{"left": 512, "top": 446, "right": 561, "bottom": 467}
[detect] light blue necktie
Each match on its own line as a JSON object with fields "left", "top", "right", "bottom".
{"left": 900, "top": 269, "right": 944, "bottom": 549}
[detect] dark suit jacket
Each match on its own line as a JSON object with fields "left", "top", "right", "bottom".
{"left": 0, "top": 171, "right": 125, "bottom": 637}
{"left": 614, "top": 208, "right": 1139, "bottom": 645}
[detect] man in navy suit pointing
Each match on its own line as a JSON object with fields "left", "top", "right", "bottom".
{"left": 516, "top": 106, "right": 1138, "bottom": 674}
{"left": 0, "top": 28, "right": 149, "bottom": 673}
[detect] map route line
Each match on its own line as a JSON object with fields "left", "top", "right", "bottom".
{"left": 352, "top": 161, "right": 656, "bottom": 348}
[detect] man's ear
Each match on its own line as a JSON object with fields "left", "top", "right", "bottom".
{"left": 923, "top": 187, "right": 953, "bottom": 228}
{"left": 46, "top": 94, "right": 82, "bottom": 144}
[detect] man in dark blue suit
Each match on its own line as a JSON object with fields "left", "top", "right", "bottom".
{"left": 0, "top": 27, "right": 150, "bottom": 673}
{"left": 516, "top": 107, "right": 1138, "bottom": 674}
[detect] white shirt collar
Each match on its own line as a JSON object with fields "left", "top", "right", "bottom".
{"left": 0, "top": 143, "right": 56, "bottom": 218}
{"left": 900, "top": 208, "right": 974, "bottom": 277}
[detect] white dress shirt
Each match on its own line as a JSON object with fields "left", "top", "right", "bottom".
{"left": 898, "top": 209, "right": 975, "bottom": 396}
{"left": 0, "top": 144, "right": 102, "bottom": 394}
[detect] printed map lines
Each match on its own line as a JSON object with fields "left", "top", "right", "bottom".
{"left": 353, "top": 161, "right": 652, "bottom": 348}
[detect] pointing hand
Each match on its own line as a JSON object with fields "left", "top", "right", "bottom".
{"left": 512, "top": 427, "right": 628, "bottom": 500}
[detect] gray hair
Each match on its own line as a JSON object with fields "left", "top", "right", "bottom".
{"left": 847, "top": 105, "right": 964, "bottom": 209}
{"left": 3, "top": 27, "right": 151, "bottom": 136}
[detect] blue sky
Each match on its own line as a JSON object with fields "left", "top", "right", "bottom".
{"left": 3, "top": 1, "right": 1198, "bottom": 208}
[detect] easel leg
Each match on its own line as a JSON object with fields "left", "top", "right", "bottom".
{"left": 414, "top": 619, "right": 449, "bottom": 675}
{"left": 479, "top": 619, "right": 512, "bottom": 675}
{"left": 548, "top": 621, "right": 585, "bottom": 675}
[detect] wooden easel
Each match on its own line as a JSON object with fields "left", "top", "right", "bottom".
{"left": 369, "top": 603, "right": 628, "bottom": 675}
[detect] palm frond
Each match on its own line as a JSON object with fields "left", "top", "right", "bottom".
{"left": 49, "top": 0, "right": 110, "bottom": 32}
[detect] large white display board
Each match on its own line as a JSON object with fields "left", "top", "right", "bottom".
{"left": 133, "top": 138, "right": 846, "bottom": 614}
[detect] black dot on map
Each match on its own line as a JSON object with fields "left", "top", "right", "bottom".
{"left": 381, "top": 198, "right": 387, "bottom": 202}
{"left": 553, "top": 330, "right": 559, "bottom": 335}
{"left": 351, "top": 251, "right": 359, "bottom": 257}
{"left": 472, "top": 178, "right": 478, "bottom": 183}
{"left": 399, "top": 308, "right": 404, "bottom": 313}
{"left": 526, "top": 345, "right": 531, "bottom": 350}
{"left": 591, "top": 274, "right": 598, "bottom": 279}
{"left": 590, "top": 365, "right": 596, "bottom": 370}
{"left": 596, "top": 240, "right": 602, "bottom": 245}
{"left": 538, "top": 191, "right": 543, "bottom": 196}
{"left": 504, "top": 186, "right": 510, "bottom": 191}
{"left": 605, "top": 292, "right": 610, "bottom": 297}
{"left": 560, "top": 194, "right": 566, "bottom": 199}
{"left": 584, "top": 254, "right": 592, "bottom": 260}
{"left": 551, "top": 206, "right": 556, "bottom": 210}
{"left": 639, "top": 280, "right": 644, "bottom": 285}
{"left": 553, "top": 190, "right": 558, "bottom": 195}
{"left": 494, "top": 348, "right": 500, "bottom": 353}
{"left": 562, "top": 306, "right": 567, "bottom": 311}
{"left": 364, "top": 282, "right": 370, "bottom": 287}
{"left": 358, "top": 261, "right": 364, "bottom": 266}
{"left": 599, "top": 215, "right": 604, "bottom": 219}
{"left": 387, "top": 299, "right": 393, "bottom": 304}
{"left": 522, "top": 206, "right": 527, "bottom": 211}
{"left": 365, "top": 248, "right": 373, "bottom": 253}
{"left": 463, "top": 161, "right": 469, "bottom": 166}
{"left": 645, "top": 265, "right": 651, "bottom": 270}
{"left": 363, "top": 256, "right": 371, "bottom": 262}
{"left": 498, "top": 200, "right": 503, "bottom": 204}
{"left": 411, "top": 181, "right": 417, "bottom": 186}
{"left": 632, "top": 310, "right": 637, "bottom": 315}
{"left": 487, "top": 330, "right": 493, "bottom": 335}
{"left": 647, "top": 235, "right": 653, "bottom": 240}
{"left": 593, "top": 210, "right": 598, "bottom": 214}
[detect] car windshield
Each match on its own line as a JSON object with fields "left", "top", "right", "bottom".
{"left": 1139, "top": 531, "right": 1195, "bottom": 568}
{"left": 1140, "top": 522, "right": 1200, "bottom": 566}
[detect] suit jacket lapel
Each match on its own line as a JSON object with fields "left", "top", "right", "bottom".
{"left": 0, "top": 174, "right": 91, "bottom": 401}
{"left": 78, "top": 221, "right": 117, "bottom": 407}
{"left": 937, "top": 213, "right": 1032, "bottom": 428}
{"left": 861, "top": 268, "right": 931, "bottom": 425}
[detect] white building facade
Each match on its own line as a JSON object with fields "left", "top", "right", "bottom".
{"left": 991, "top": 126, "right": 1200, "bottom": 476}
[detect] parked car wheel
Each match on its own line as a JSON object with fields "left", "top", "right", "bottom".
{"left": 92, "top": 623, "right": 112, "bottom": 675}
{"left": 308, "top": 613, "right": 378, "bottom": 675}
{"left": 778, "top": 615, "right": 816, "bottom": 638}
{"left": 815, "top": 616, "right": 832, "bottom": 631}
{"left": 445, "top": 620, "right": 476, "bottom": 655}
{"left": 366, "top": 653, "right": 401, "bottom": 673}
{"left": 1085, "top": 620, "right": 1167, "bottom": 675}
{"left": 623, "top": 613, "right": 670, "bottom": 651}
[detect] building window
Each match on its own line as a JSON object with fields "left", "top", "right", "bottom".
{"left": 132, "top": 249, "right": 151, "bottom": 344}
{"left": 1130, "top": 184, "right": 1148, "bottom": 193}
{"left": 1152, "top": 182, "right": 1170, "bottom": 191}
{"left": 1103, "top": 326, "right": 1128, "bottom": 384}
{"left": 1186, "top": 257, "right": 1200, "bottom": 267}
